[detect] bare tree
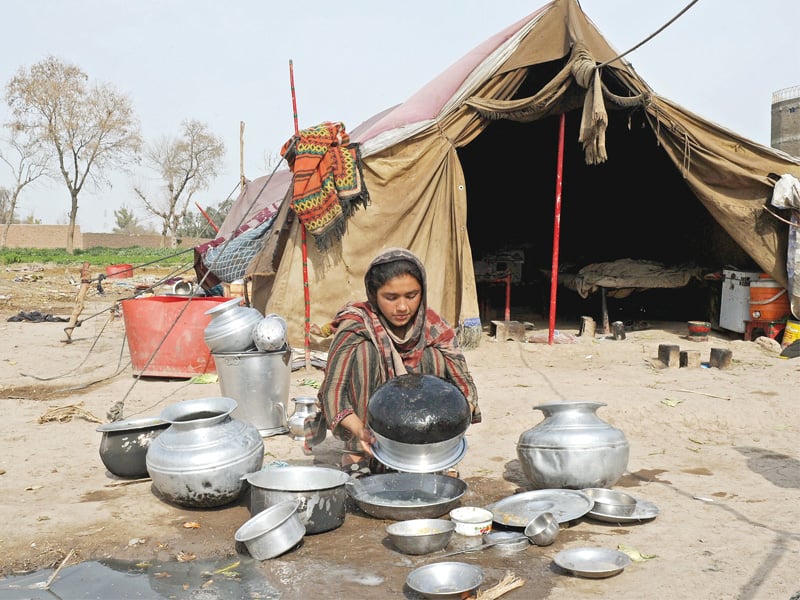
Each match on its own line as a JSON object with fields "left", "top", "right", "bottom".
{"left": 0, "top": 125, "right": 51, "bottom": 247}
{"left": 134, "top": 119, "right": 225, "bottom": 248}
{"left": 4, "top": 56, "right": 142, "bottom": 253}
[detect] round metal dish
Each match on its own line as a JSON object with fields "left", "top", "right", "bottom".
{"left": 585, "top": 497, "right": 660, "bottom": 523}
{"left": 554, "top": 546, "right": 631, "bottom": 578}
{"left": 487, "top": 489, "right": 592, "bottom": 527}
{"left": 346, "top": 472, "right": 467, "bottom": 520}
{"left": 484, "top": 531, "right": 530, "bottom": 554}
{"left": 406, "top": 561, "right": 484, "bottom": 599}
{"left": 372, "top": 432, "right": 467, "bottom": 473}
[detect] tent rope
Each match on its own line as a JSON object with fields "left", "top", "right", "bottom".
{"left": 595, "top": 0, "right": 701, "bottom": 68}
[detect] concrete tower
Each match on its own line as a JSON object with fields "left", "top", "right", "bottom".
{"left": 771, "top": 85, "right": 800, "bottom": 157}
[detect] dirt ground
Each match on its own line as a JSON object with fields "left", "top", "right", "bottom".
{"left": 1, "top": 262, "right": 800, "bottom": 599}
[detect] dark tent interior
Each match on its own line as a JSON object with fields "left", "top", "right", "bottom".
{"left": 459, "top": 59, "right": 759, "bottom": 327}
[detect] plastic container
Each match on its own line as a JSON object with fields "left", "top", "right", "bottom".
{"left": 749, "top": 278, "right": 790, "bottom": 320}
{"left": 783, "top": 319, "right": 800, "bottom": 349}
{"left": 105, "top": 263, "right": 133, "bottom": 279}
{"left": 121, "top": 296, "right": 229, "bottom": 378}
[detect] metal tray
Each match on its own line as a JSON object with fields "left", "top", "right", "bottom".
{"left": 585, "top": 497, "right": 660, "bottom": 523}
{"left": 554, "top": 546, "right": 631, "bottom": 578}
{"left": 487, "top": 489, "right": 592, "bottom": 527}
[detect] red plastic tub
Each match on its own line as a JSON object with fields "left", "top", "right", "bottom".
{"left": 106, "top": 264, "right": 134, "bottom": 279}
{"left": 121, "top": 296, "right": 229, "bottom": 378}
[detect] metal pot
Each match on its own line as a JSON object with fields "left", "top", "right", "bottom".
{"left": 203, "top": 297, "right": 262, "bottom": 353}
{"left": 213, "top": 349, "right": 291, "bottom": 436}
{"left": 243, "top": 466, "right": 349, "bottom": 534}
{"left": 234, "top": 498, "right": 305, "bottom": 560}
{"left": 516, "top": 401, "right": 629, "bottom": 490}
{"left": 97, "top": 416, "right": 169, "bottom": 478}
{"left": 146, "top": 396, "right": 264, "bottom": 507}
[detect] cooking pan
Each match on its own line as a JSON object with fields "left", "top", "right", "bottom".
{"left": 346, "top": 472, "right": 466, "bottom": 520}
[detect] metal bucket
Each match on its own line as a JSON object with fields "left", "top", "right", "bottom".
{"left": 212, "top": 349, "right": 291, "bottom": 436}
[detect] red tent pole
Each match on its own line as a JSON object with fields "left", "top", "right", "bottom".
{"left": 289, "top": 60, "right": 312, "bottom": 371}
{"left": 194, "top": 202, "right": 219, "bottom": 233}
{"left": 548, "top": 113, "right": 566, "bottom": 345}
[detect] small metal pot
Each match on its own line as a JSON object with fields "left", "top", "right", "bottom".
{"left": 97, "top": 416, "right": 169, "bottom": 478}
{"left": 243, "top": 466, "right": 349, "bottom": 534}
{"left": 234, "top": 499, "right": 305, "bottom": 560}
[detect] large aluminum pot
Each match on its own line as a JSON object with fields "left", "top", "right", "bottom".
{"left": 146, "top": 396, "right": 264, "bottom": 507}
{"left": 346, "top": 472, "right": 467, "bottom": 521}
{"left": 243, "top": 466, "right": 349, "bottom": 534}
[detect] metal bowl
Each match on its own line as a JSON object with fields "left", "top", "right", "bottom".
{"left": 385, "top": 518, "right": 455, "bottom": 555}
{"left": 97, "top": 416, "right": 169, "bottom": 478}
{"left": 524, "top": 511, "right": 560, "bottom": 546}
{"left": 346, "top": 472, "right": 467, "bottom": 520}
{"left": 484, "top": 531, "right": 530, "bottom": 554}
{"left": 582, "top": 488, "right": 637, "bottom": 517}
{"left": 234, "top": 499, "right": 305, "bottom": 560}
{"left": 406, "top": 562, "right": 484, "bottom": 600}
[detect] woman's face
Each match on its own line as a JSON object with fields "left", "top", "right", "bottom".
{"left": 375, "top": 273, "right": 422, "bottom": 334}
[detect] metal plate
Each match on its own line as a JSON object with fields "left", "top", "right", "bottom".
{"left": 487, "top": 489, "right": 593, "bottom": 527}
{"left": 585, "top": 498, "right": 660, "bottom": 524}
{"left": 372, "top": 438, "right": 467, "bottom": 473}
{"left": 554, "top": 546, "right": 631, "bottom": 578}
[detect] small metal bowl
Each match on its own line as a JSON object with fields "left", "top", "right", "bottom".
{"left": 385, "top": 518, "right": 455, "bottom": 555}
{"left": 524, "top": 511, "right": 560, "bottom": 546}
{"left": 406, "top": 561, "right": 484, "bottom": 600}
{"left": 583, "top": 488, "right": 637, "bottom": 517}
{"left": 484, "top": 531, "right": 530, "bottom": 554}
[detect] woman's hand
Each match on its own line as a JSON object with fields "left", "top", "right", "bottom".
{"left": 340, "top": 413, "right": 376, "bottom": 457}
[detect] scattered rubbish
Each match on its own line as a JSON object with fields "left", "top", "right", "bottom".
{"left": 693, "top": 496, "right": 715, "bottom": 503}
{"left": 660, "top": 398, "right": 683, "bottom": 407}
{"left": 38, "top": 402, "right": 103, "bottom": 424}
{"left": 617, "top": 544, "right": 657, "bottom": 562}
{"left": 7, "top": 311, "right": 68, "bottom": 323}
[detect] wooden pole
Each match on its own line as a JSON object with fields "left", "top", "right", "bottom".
{"left": 548, "top": 113, "right": 566, "bottom": 344}
{"left": 63, "top": 261, "right": 92, "bottom": 343}
{"left": 289, "top": 60, "right": 312, "bottom": 371}
{"left": 240, "top": 121, "right": 246, "bottom": 189}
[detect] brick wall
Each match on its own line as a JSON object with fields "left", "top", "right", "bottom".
{"left": 1, "top": 224, "right": 209, "bottom": 250}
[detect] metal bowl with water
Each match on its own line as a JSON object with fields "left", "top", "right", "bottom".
{"left": 347, "top": 472, "right": 466, "bottom": 520}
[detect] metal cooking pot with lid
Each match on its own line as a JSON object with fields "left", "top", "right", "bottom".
{"left": 367, "top": 374, "right": 470, "bottom": 443}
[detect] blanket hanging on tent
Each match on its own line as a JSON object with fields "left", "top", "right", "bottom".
{"left": 280, "top": 121, "right": 370, "bottom": 251}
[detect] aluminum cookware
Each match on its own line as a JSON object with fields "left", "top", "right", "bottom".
{"left": 243, "top": 466, "right": 349, "bottom": 534}
{"left": 235, "top": 499, "right": 305, "bottom": 560}
{"left": 346, "top": 472, "right": 466, "bottom": 520}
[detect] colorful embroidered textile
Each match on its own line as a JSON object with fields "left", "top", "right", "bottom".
{"left": 280, "top": 121, "right": 369, "bottom": 251}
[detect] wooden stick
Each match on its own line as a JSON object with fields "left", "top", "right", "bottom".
{"left": 674, "top": 388, "right": 730, "bottom": 400}
{"left": 63, "top": 262, "right": 92, "bottom": 343}
{"left": 44, "top": 548, "right": 75, "bottom": 590}
{"left": 104, "top": 477, "right": 152, "bottom": 488}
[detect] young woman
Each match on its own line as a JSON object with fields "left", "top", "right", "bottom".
{"left": 312, "top": 247, "right": 480, "bottom": 475}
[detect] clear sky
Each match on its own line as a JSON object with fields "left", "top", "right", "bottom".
{"left": 0, "top": 0, "right": 798, "bottom": 232}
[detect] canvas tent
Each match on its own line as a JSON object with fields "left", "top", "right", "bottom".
{"left": 198, "top": 0, "right": 800, "bottom": 349}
